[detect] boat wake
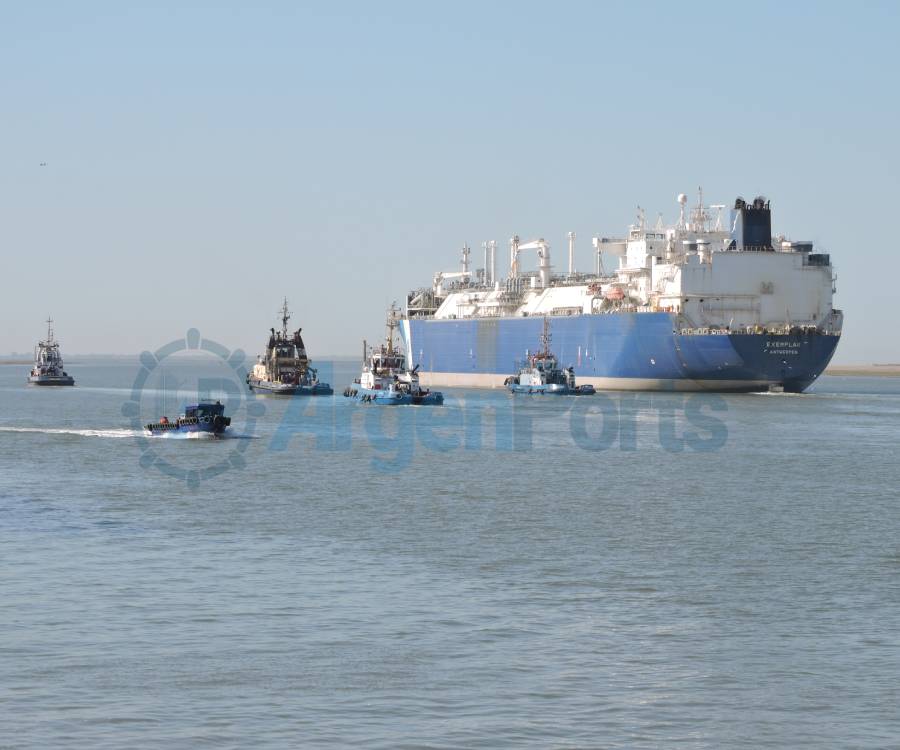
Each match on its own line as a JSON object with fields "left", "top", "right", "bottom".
{"left": 0, "top": 426, "right": 257, "bottom": 440}
{"left": 0, "top": 426, "right": 142, "bottom": 439}
{"left": 147, "top": 430, "right": 258, "bottom": 440}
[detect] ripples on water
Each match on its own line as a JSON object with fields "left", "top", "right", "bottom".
{"left": 1, "top": 359, "right": 899, "bottom": 748}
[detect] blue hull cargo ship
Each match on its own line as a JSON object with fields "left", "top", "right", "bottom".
{"left": 403, "top": 192, "right": 842, "bottom": 393}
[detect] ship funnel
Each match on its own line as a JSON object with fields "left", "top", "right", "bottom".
{"left": 731, "top": 195, "right": 773, "bottom": 251}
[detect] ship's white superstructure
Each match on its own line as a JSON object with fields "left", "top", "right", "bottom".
{"left": 409, "top": 192, "right": 841, "bottom": 337}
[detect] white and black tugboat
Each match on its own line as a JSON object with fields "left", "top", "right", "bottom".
{"left": 246, "top": 299, "right": 333, "bottom": 396}
{"left": 504, "top": 318, "right": 594, "bottom": 395}
{"left": 28, "top": 318, "right": 74, "bottom": 386}
{"left": 344, "top": 305, "right": 444, "bottom": 405}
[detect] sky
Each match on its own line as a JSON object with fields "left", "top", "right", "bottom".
{"left": 2, "top": 1, "right": 898, "bottom": 363}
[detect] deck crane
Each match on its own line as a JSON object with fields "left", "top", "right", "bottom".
{"left": 432, "top": 244, "right": 473, "bottom": 296}
{"left": 509, "top": 235, "right": 552, "bottom": 287}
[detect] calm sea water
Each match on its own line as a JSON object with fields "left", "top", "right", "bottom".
{"left": 2, "top": 354, "right": 899, "bottom": 749}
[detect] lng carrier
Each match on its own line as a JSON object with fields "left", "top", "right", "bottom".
{"left": 402, "top": 192, "right": 842, "bottom": 393}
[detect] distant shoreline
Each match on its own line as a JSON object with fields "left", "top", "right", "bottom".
{"left": 825, "top": 365, "right": 900, "bottom": 377}
{"left": 1, "top": 354, "right": 362, "bottom": 363}
{"left": 3, "top": 359, "right": 899, "bottom": 377}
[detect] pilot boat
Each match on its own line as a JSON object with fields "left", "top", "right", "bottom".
{"left": 145, "top": 401, "right": 231, "bottom": 436}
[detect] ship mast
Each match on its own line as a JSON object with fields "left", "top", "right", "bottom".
{"left": 540, "top": 316, "right": 551, "bottom": 357}
{"left": 385, "top": 303, "right": 399, "bottom": 355}
{"left": 45, "top": 316, "right": 54, "bottom": 344}
{"left": 279, "top": 298, "right": 291, "bottom": 338}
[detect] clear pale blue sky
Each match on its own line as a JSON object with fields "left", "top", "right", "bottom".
{"left": 2, "top": 1, "right": 898, "bottom": 362}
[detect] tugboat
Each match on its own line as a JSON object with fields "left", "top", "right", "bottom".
{"left": 344, "top": 305, "right": 444, "bottom": 405}
{"left": 28, "top": 317, "right": 75, "bottom": 386}
{"left": 145, "top": 401, "right": 231, "bottom": 436}
{"left": 505, "top": 318, "right": 595, "bottom": 395}
{"left": 246, "top": 299, "right": 333, "bottom": 396}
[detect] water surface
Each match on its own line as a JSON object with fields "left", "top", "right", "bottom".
{"left": 2, "top": 359, "right": 899, "bottom": 748}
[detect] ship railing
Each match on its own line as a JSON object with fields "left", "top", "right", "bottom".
{"left": 678, "top": 324, "right": 824, "bottom": 336}
{"left": 549, "top": 307, "right": 583, "bottom": 316}
{"left": 679, "top": 328, "right": 727, "bottom": 335}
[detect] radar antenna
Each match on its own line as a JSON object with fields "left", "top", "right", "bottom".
{"left": 691, "top": 186, "right": 710, "bottom": 232}
{"left": 677, "top": 193, "right": 688, "bottom": 229}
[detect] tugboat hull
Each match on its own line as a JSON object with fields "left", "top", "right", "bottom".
{"left": 28, "top": 375, "right": 75, "bottom": 386}
{"left": 346, "top": 387, "right": 444, "bottom": 405}
{"left": 247, "top": 377, "right": 333, "bottom": 396}
{"left": 507, "top": 383, "right": 594, "bottom": 395}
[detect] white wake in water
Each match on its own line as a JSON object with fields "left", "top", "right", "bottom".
{"left": 0, "top": 425, "right": 257, "bottom": 440}
{"left": 0, "top": 426, "right": 143, "bottom": 439}
{"left": 152, "top": 430, "right": 219, "bottom": 440}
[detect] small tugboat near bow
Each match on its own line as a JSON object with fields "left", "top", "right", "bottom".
{"left": 145, "top": 401, "right": 231, "bottom": 436}
{"left": 344, "top": 305, "right": 444, "bottom": 405}
{"left": 505, "top": 318, "right": 595, "bottom": 395}
{"left": 28, "top": 317, "right": 74, "bottom": 386}
{"left": 246, "top": 299, "right": 333, "bottom": 396}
